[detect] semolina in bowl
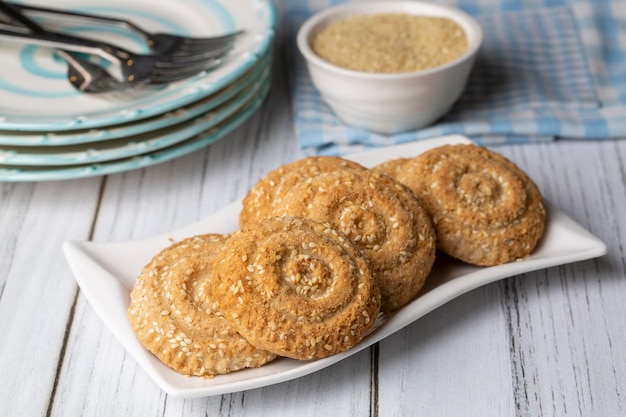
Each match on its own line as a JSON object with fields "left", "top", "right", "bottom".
{"left": 296, "top": 1, "right": 482, "bottom": 135}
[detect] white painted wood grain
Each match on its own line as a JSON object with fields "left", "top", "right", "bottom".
{"left": 378, "top": 280, "right": 515, "bottom": 417}
{"left": 0, "top": 179, "right": 102, "bottom": 417}
{"left": 211, "top": 347, "right": 372, "bottom": 417}
{"left": 496, "top": 142, "right": 626, "bottom": 416}
{"left": 2, "top": 2, "right": 626, "bottom": 416}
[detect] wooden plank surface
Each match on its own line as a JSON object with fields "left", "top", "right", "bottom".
{"left": 1, "top": 2, "right": 625, "bottom": 416}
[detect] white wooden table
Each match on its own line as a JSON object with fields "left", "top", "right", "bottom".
{"left": 1, "top": 4, "right": 625, "bottom": 416}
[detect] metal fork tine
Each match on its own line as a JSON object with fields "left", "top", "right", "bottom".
{"left": 151, "top": 60, "right": 223, "bottom": 83}
{"left": 153, "top": 47, "right": 231, "bottom": 66}
{"left": 0, "top": 1, "right": 241, "bottom": 90}
{"left": 12, "top": 2, "right": 243, "bottom": 63}
{"left": 153, "top": 57, "right": 222, "bottom": 76}
{"left": 153, "top": 55, "right": 222, "bottom": 69}
{"left": 160, "top": 48, "right": 232, "bottom": 64}
{"left": 148, "top": 30, "right": 242, "bottom": 43}
{"left": 174, "top": 31, "right": 243, "bottom": 47}
{"left": 145, "top": 35, "right": 239, "bottom": 62}
{"left": 169, "top": 42, "right": 235, "bottom": 56}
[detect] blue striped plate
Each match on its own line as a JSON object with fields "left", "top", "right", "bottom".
{"left": 0, "top": 52, "right": 271, "bottom": 146}
{"left": 0, "top": 79, "right": 270, "bottom": 181}
{"left": 0, "top": 66, "right": 270, "bottom": 166}
{"left": 0, "top": 0, "right": 275, "bottom": 131}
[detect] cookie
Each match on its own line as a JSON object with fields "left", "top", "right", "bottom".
{"left": 276, "top": 170, "right": 436, "bottom": 311}
{"left": 386, "top": 144, "right": 546, "bottom": 266}
{"left": 372, "top": 157, "right": 412, "bottom": 179}
{"left": 127, "top": 234, "right": 276, "bottom": 377}
{"left": 239, "top": 156, "right": 366, "bottom": 228}
{"left": 212, "top": 216, "right": 381, "bottom": 360}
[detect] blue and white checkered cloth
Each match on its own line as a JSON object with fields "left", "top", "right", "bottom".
{"left": 287, "top": 0, "right": 626, "bottom": 155}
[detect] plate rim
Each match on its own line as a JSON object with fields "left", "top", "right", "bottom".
{"left": 0, "top": 68, "right": 270, "bottom": 166}
{"left": 0, "top": 53, "right": 272, "bottom": 147}
{"left": 0, "top": 81, "right": 270, "bottom": 181}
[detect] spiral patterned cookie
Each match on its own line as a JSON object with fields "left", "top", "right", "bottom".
{"left": 212, "top": 216, "right": 381, "bottom": 360}
{"left": 275, "top": 170, "right": 436, "bottom": 311}
{"left": 386, "top": 144, "right": 546, "bottom": 266}
{"left": 239, "top": 156, "right": 366, "bottom": 228}
{"left": 127, "top": 234, "right": 276, "bottom": 377}
{"left": 372, "top": 157, "right": 412, "bottom": 179}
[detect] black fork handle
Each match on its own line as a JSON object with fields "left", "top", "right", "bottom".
{"left": 9, "top": 2, "right": 149, "bottom": 38}
{"left": 0, "top": 0, "right": 136, "bottom": 61}
{"left": 0, "top": 0, "right": 46, "bottom": 33}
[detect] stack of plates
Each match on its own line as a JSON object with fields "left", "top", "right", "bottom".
{"left": 0, "top": 0, "right": 275, "bottom": 182}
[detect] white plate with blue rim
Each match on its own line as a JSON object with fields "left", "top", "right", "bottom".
{"left": 0, "top": 52, "right": 271, "bottom": 146}
{"left": 0, "top": 66, "right": 270, "bottom": 166}
{"left": 0, "top": 79, "right": 270, "bottom": 181}
{"left": 0, "top": 0, "right": 275, "bottom": 131}
{"left": 62, "top": 135, "right": 608, "bottom": 397}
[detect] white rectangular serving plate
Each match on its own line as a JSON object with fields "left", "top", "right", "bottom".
{"left": 63, "top": 135, "right": 607, "bottom": 397}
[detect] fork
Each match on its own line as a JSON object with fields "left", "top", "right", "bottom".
{"left": 0, "top": 2, "right": 150, "bottom": 92}
{"left": 11, "top": 2, "right": 244, "bottom": 60}
{"left": 0, "top": 24, "right": 226, "bottom": 84}
{"left": 0, "top": 2, "right": 232, "bottom": 84}
{"left": 55, "top": 50, "right": 145, "bottom": 93}
{"left": 0, "top": 2, "right": 135, "bottom": 92}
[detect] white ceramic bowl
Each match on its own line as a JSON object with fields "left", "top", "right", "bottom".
{"left": 296, "top": 1, "right": 483, "bottom": 135}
